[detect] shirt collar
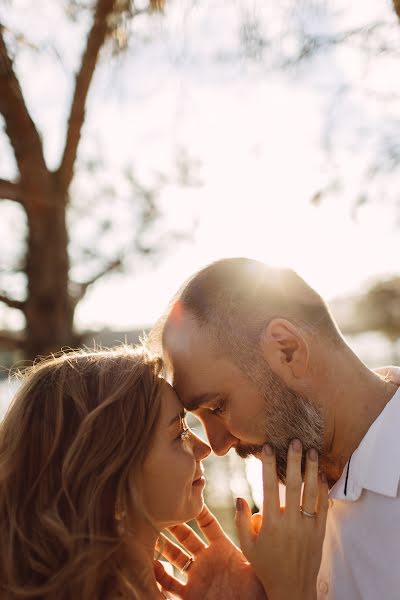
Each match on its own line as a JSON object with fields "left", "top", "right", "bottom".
{"left": 329, "top": 387, "right": 400, "bottom": 502}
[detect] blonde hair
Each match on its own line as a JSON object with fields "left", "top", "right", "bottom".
{"left": 0, "top": 345, "right": 164, "bottom": 599}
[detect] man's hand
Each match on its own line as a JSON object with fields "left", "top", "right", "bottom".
{"left": 154, "top": 505, "right": 266, "bottom": 600}
{"left": 235, "top": 442, "right": 328, "bottom": 600}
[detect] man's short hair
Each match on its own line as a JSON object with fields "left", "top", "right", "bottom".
{"left": 159, "top": 258, "right": 342, "bottom": 360}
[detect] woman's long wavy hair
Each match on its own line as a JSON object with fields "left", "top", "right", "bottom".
{"left": 0, "top": 345, "right": 164, "bottom": 599}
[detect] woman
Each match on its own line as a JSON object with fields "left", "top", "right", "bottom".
{"left": 0, "top": 345, "right": 327, "bottom": 599}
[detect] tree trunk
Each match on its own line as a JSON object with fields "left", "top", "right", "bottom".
{"left": 394, "top": 0, "right": 400, "bottom": 20}
{"left": 24, "top": 185, "right": 77, "bottom": 360}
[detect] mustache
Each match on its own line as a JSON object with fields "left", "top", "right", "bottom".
{"left": 235, "top": 442, "right": 265, "bottom": 459}
{"left": 235, "top": 439, "right": 322, "bottom": 484}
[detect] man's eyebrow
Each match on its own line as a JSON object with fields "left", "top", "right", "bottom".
{"left": 168, "top": 409, "right": 186, "bottom": 427}
{"left": 186, "top": 393, "right": 218, "bottom": 411}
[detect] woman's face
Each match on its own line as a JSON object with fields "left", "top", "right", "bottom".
{"left": 139, "top": 382, "right": 211, "bottom": 529}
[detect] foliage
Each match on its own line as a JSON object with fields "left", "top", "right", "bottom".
{"left": 235, "top": 1, "right": 400, "bottom": 218}
{"left": 0, "top": 0, "right": 197, "bottom": 359}
{"left": 357, "top": 276, "right": 400, "bottom": 341}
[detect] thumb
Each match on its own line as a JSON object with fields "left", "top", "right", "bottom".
{"left": 234, "top": 497, "right": 254, "bottom": 557}
{"left": 153, "top": 561, "right": 185, "bottom": 597}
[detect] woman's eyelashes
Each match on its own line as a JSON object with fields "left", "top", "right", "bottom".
{"left": 179, "top": 428, "right": 192, "bottom": 441}
{"left": 176, "top": 417, "right": 192, "bottom": 442}
{"left": 210, "top": 399, "right": 226, "bottom": 415}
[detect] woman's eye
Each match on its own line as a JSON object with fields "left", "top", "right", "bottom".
{"left": 176, "top": 426, "right": 191, "bottom": 442}
{"left": 210, "top": 401, "right": 225, "bottom": 415}
{"left": 180, "top": 428, "right": 192, "bottom": 441}
{"left": 176, "top": 417, "right": 192, "bottom": 441}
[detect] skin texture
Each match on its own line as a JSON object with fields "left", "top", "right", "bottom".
{"left": 155, "top": 442, "right": 328, "bottom": 600}
{"left": 123, "top": 382, "right": 212, "bottom": 599}
{"left": 163, "top": 309, "right": 398, "bottom": 486}
{"left": 139, "top": 383, "right": 211, "bottom": 529}
{"left": 134, "top": 353, "right": 397, "bottom": 597}
{"left": 155, "top": 505, "right": 267, "bottom": 600}
{"left": 159, "top": 305, "right": 400, "bottom": 598}
{"left": 125, "top": 383, "right": 266, "bottom": 599}
{"left": 128, "top": 381, "right": 327, "bottom": 600}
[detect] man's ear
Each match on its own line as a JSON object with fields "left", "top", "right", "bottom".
{"left": 260, "top": 318, "right": 309, "bottom": 381}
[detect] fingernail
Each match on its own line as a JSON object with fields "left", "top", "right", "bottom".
{"left": 321, "top": 471, "right": 327, "bottom": 483}
{"left": 308, "top": 448, "right": 318, "bottom": 461}
{"left": 236, "top": 497, "right": 243, "bottom": 511}
{"left": 291, "top": 439, "right": 302, "bottom": 452}
{"left": 263, "top": 444, "right": 273, "bottom": 456}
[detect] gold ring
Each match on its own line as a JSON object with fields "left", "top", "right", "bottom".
{"left": 300, "top": 506, "right": 317, "bottom": 518}
{"left": 181, "top": 556, "right": 195, "bottom": 572}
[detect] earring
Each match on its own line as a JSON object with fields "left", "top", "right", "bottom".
{"left": 114, "top": 505, "right": 126, "bottom": 521}
{"left": 115, "top": 504, "right": 127, "bottom": 535}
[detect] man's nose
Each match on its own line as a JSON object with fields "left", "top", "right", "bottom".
{"left": 204, "top": 422, "right": 239, "bottom": 456}
{"left": 211, "top": 432, "right": 238, "bottom": 456}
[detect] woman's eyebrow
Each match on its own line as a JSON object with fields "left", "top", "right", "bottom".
{"left": 168, "top": 409, "right": 186, "bottom": 427}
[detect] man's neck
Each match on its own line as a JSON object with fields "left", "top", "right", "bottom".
{"left": 319, "top": 349, "right": 398, "bottom": 486}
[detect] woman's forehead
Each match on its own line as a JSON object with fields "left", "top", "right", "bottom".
{"left": 160, "top": 382, "right": 185, "bottom": 422}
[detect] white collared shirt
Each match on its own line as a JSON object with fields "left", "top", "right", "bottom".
{"left": 317, "top": 387, "right": 400, "bottom": 599}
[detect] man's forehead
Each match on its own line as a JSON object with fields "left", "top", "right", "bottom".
{"left": 163, "top": 308, "right": 200, "bottom": 354}
{"left": 163, "top": 315, "right": 218, "bottom": 383}
{"left": 169, "top": 353, "right": 232, "bottom": 411}
{"left": 162, "top": 305, "right": 231, "bottom": 396}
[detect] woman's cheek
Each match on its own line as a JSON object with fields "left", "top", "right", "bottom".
{"left": 177, "top": 443, "right": 196, "bottom": 481}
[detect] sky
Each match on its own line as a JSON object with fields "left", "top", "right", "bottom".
{"left": 0, "top": 0, "right": 399, "bottom": 513}
{"left": 0, "top": 0, "right": 399, "bottom": 333}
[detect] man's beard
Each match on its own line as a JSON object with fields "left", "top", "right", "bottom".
{"left": 235, "top": 360, "right": 324, "bottom": 484}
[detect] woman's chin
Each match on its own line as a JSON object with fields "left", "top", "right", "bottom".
{"left": 187, "top": 494, "right": 205, "bottom": 521}
{"left": 167, "top": 498, "right": 205, "bottom": 528}
{"left": 159, "top": 483, "right": 206, "bottom": 528}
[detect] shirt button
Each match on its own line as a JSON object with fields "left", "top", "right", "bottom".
{"left": 319, "top": 581, "right": 329, "bottom": 594}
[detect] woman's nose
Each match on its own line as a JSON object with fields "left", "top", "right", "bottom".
{"left": 192, "top": 433, "right": 211, "bottom": 461}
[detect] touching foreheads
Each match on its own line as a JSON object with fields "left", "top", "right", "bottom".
{"left": 153, "top": 257, "right": 342, "bottom": 364}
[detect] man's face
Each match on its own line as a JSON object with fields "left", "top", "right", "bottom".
{"left": 163, "top": 309, "right": 324, "bottom": 482}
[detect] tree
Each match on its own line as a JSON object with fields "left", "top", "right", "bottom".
{"left": 0, "top": 0, "right": 172, "bottom": 360}
{"left": 357, "top": 276, "right": 400, "bottom": 362}
{"left": 236, "top": 1, "right": 400, "bottom": 218}
{"left": 394, "top": 0, "right": 400, "bottom": 21}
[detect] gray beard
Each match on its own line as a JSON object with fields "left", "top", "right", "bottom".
{"left": 235, "top": 362, "right": 324, "bottom": 484}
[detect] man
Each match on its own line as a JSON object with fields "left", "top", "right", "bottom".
{"left": 152, "top": 257, "right": 400, "bottom": 600}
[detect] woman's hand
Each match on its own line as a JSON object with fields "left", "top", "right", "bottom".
{"left": 235, "top": 441, "right": 328, "bottom": 600}
{"left": 154, "top": 504, "right": 266, "bottom": 600}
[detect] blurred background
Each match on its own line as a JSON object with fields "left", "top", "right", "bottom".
{"left": 0, "top": 0, "right": 400, "bottom": 541}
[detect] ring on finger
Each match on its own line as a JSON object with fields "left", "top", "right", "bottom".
{"left": 300, "top": 506, "right": 317, "bottom": 518}
{"left": 181, "top": 556, "right": 195, "bottom": 572}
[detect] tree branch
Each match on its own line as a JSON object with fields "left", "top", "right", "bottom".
{"left": 0, "top": 26, "right": 48, "bottom": 184}
{"left": 71, "top": 256, "right": 123, "bottom": 303}
{"left": 0, "top": 330, "right": 25, "bottom": 350}
{"left": 56, "top": 0, "right": 118, "bottom": 194}
{"left": 393, "top": 0, "right": 400, "bottom": 21}
{"left": 0, "top": 293, "right": 25, "bottom": 310}
{"left": 0, "top": 178, "right": 23, "bottom": 202}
